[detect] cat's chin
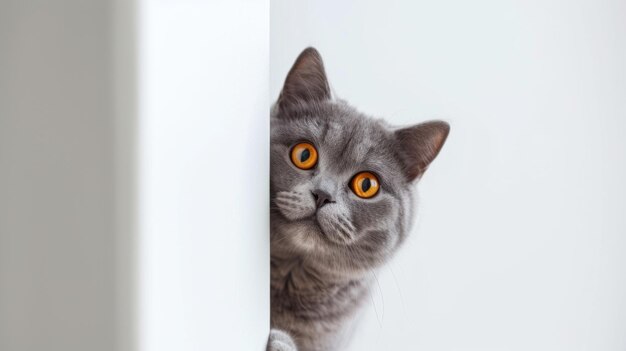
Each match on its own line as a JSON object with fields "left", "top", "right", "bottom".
{"left": 293, "top": 218, "right": 333, "bottom": 252}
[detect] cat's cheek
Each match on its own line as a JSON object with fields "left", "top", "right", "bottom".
{"left": 349, "top": 194, "right": 396, "bottom": 230}
{"left": 316, "top": 209, "right": 357, "bottom": 245}
{"left": 274, "top": 185, "right": 317, "bottom": 221}
{"left": 276, "top": 199, "right": 315, "bottom": 221}
{"left": 279, "top": 207, "right": 306, "bottom": 221}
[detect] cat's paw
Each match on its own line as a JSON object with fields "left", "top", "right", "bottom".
{"left": 267, "top": 329, "right": 297, "bottom": 351}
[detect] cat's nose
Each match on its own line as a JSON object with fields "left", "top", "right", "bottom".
{"left": 311, "top": 189, "right": 335, "bottom": 208}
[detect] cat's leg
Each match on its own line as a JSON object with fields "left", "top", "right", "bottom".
{"left": 267, "top": 329, "right": 297, "bottom": 351}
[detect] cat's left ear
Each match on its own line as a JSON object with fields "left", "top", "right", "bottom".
{"left": 277, "top": 47, "right": 331, "bottom": 114}
{"left": 394, "top": 121, "right": 450, "bottom": 181}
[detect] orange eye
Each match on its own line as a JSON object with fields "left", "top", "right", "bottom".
{"left": 351, "top": 172, "right": 380, "bottom": 198}
{"left": 290, "top": 142, "right": 318, "bottom": 170}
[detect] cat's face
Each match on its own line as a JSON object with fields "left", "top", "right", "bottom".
{"left": 270, "top": 48, "right": 449, "bottom": 273}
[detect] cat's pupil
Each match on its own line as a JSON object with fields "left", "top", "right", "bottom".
{"left": 300, "top": 149, "right": 310, "bottom": 162}
{"left": 361, "top": 178, "right": 371, "bottom": 192}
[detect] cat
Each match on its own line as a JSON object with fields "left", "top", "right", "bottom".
{"left": 268, "top": 47, "right": 449, "bottom": 351}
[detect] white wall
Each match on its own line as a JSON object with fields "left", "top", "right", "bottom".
{"left": 1, "top": 1, "right": 269, "bottom": 350}
{"left": 139, "top": 1, "right": 269, "bottom": 350}
{"left": 271, "top": 1, "right": 626, "bottom": 350}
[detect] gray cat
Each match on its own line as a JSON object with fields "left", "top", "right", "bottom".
{"left": 268, "top": 48, "right": 449, "bottom": 351}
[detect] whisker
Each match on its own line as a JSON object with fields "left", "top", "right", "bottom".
{"left": 389, "top": 264, "right": 408, "bottom": 322}
{"left": 372, "top": 271, "right": 385, "bottom": 323}
{"left": 368, "top": 286, "right": 383, "bottom": 329}
{"left": 278, "top": 193, "right": 303, "bottom": 201}
{"left": 333, "top": 221, "right": 354, "bottom": 241}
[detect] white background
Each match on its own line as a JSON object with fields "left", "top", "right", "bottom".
{"left": 139, "top": 1, "right": 269, "bottom": 351}
{"left": 272, "top": 0, "right": 626, "bottom": 350}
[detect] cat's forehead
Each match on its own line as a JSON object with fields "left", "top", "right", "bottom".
{"left": 319, "top": 119, "right": 389, "bottom": 167}
{"left": 272, "top": 101, "right": 403, "bottom": 177}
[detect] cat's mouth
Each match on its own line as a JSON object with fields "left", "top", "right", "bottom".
{"left": 293, "top": 214, "right": 323, "bottom": 235}
{"left": 273, "top": 196, "right": 355, "bottom": 246}
{"left": 293, "top": 215, "right": 333, "bottom": 244}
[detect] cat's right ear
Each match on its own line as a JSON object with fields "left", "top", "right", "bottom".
{"left": 277, "top": 47, "right": 331, "bottom": 114}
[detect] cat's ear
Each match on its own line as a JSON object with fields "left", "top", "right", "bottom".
{"left": 394, "top": 121, "right": 450, "bottom": 181}
{"left": 277, "top": 47, "right": 331, "bottom": 113}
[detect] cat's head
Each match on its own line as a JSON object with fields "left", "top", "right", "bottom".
{"left": 271, "top": 48, "right": 449, "bottom": 273}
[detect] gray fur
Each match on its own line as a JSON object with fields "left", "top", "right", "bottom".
{"left": 268, "top": 48, "right": 449, "bottom": 351}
